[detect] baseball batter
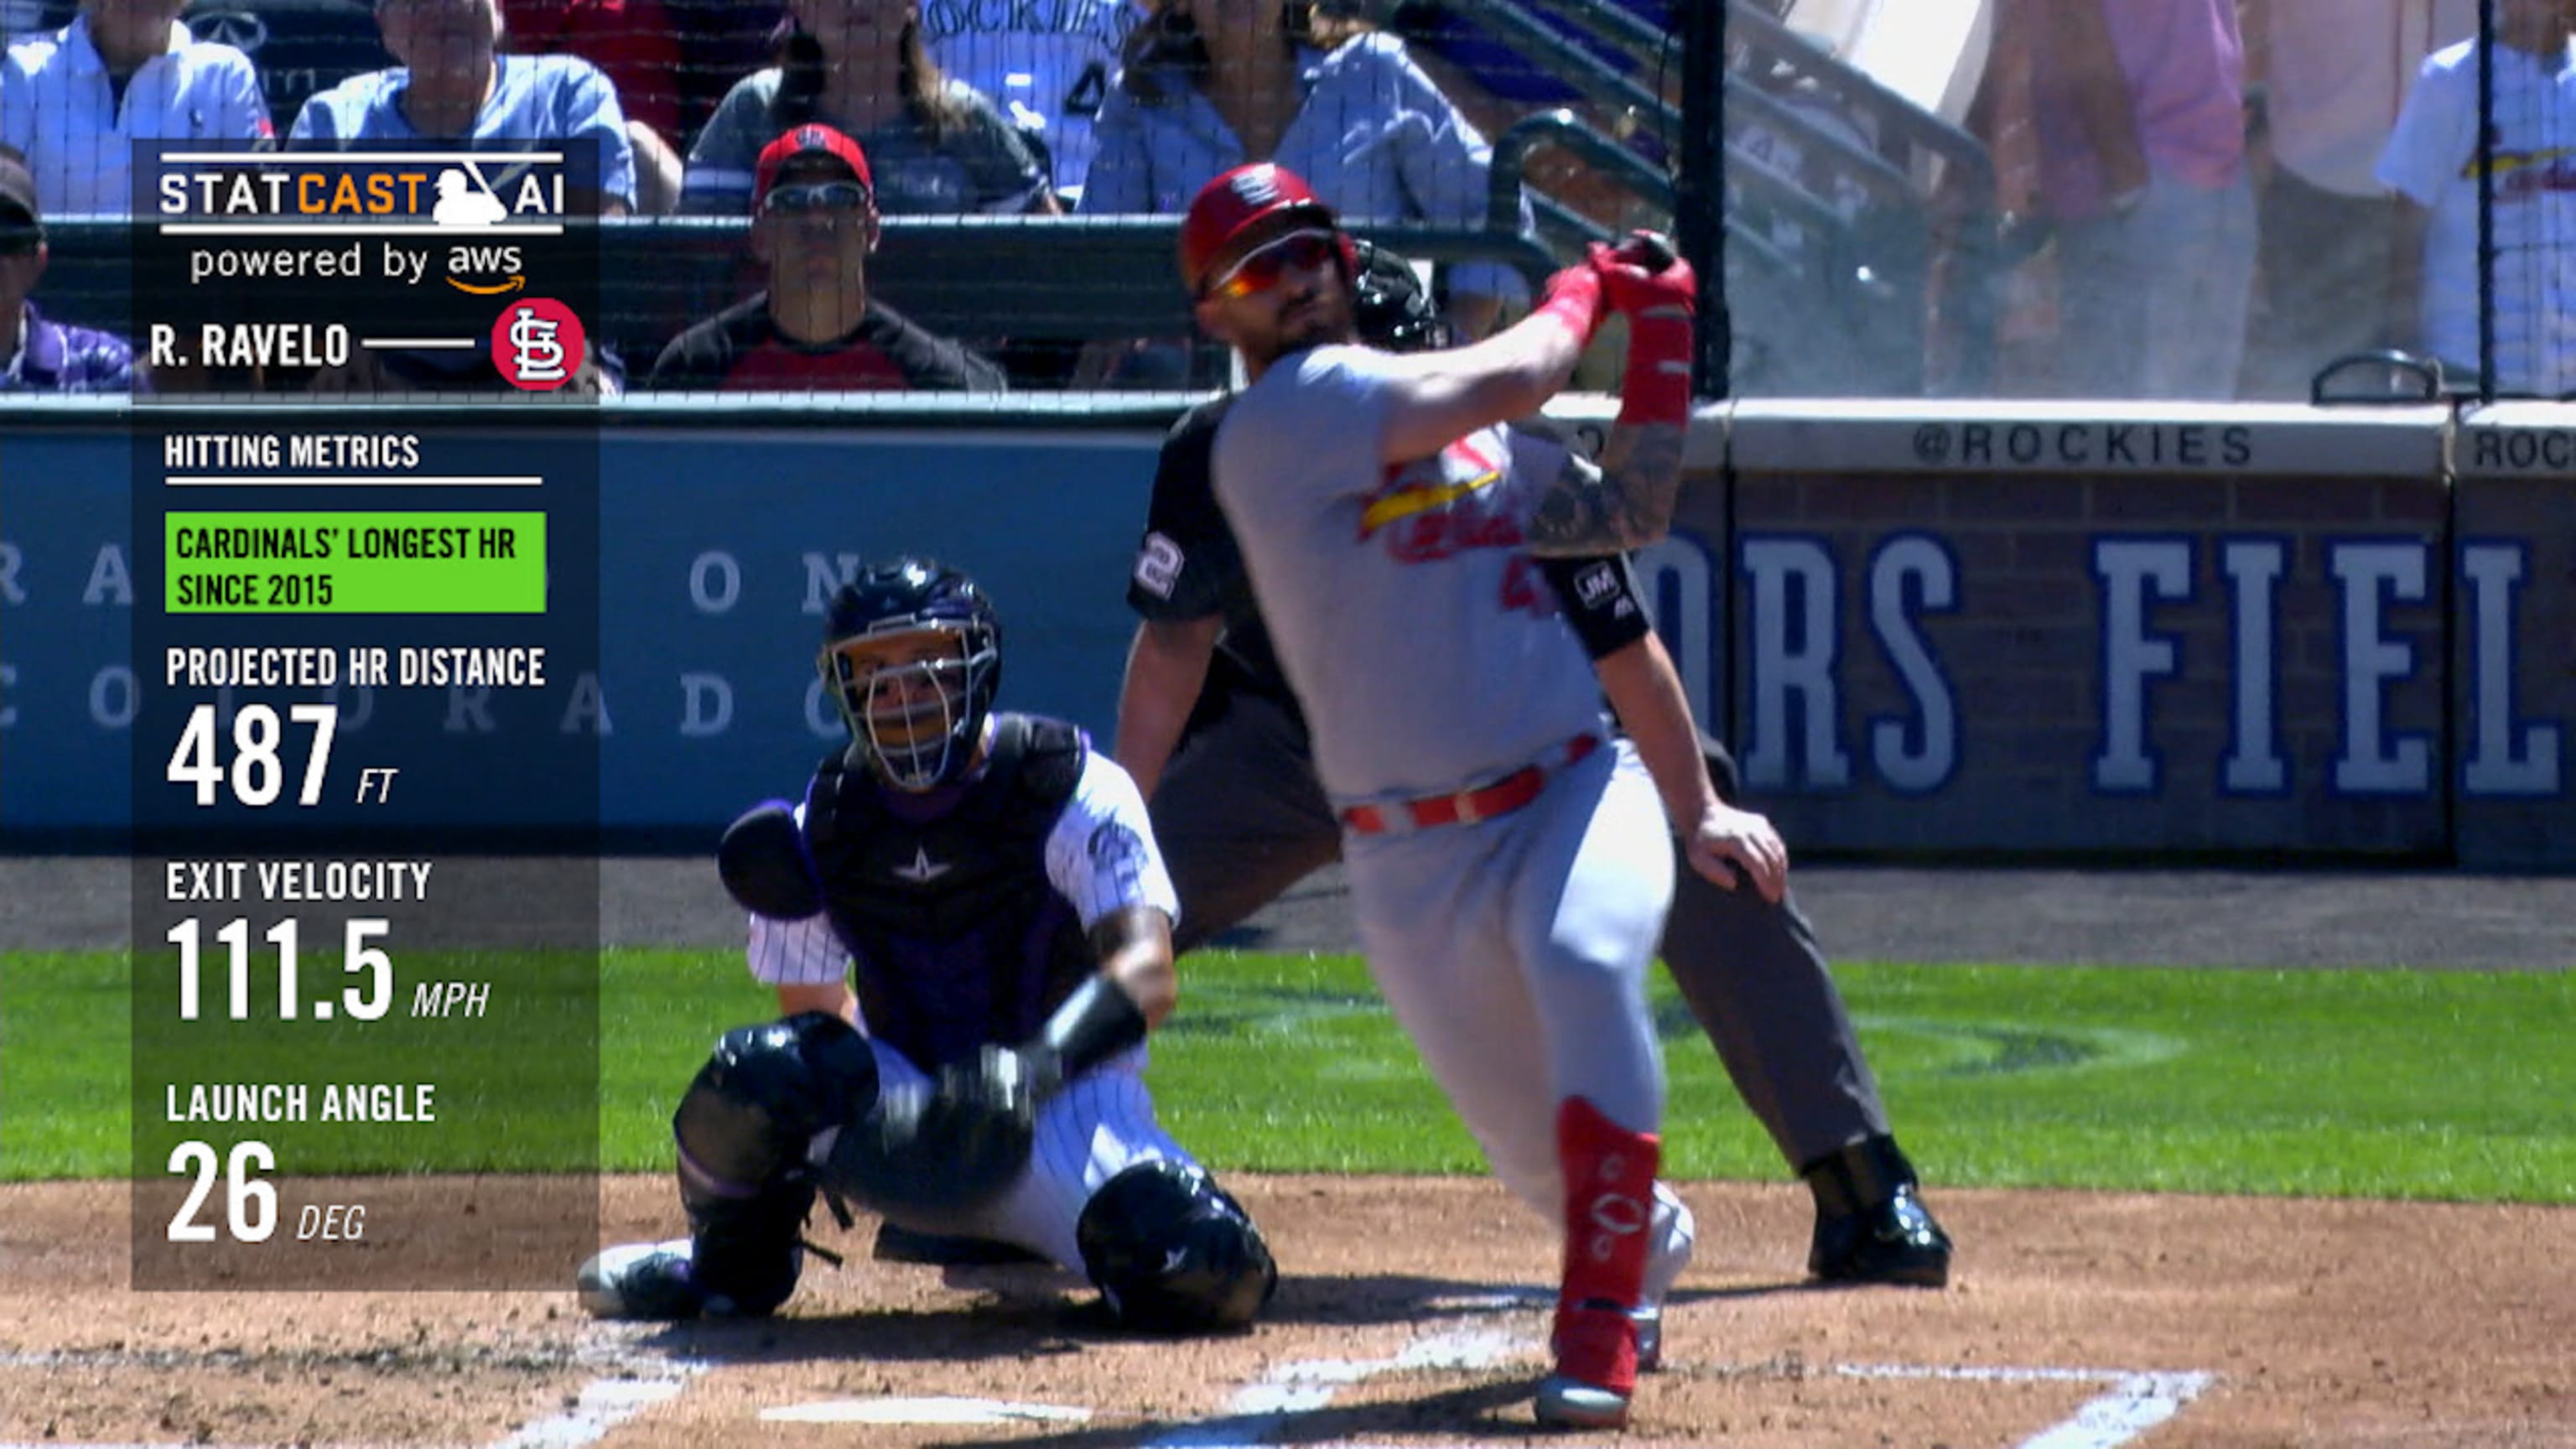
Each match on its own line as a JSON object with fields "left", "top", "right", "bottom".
{"left": 1181, "top": 162, "right": 1784, "bottom": 1429}
{"left": 576, "top": 558, "right": 1275, "bottom": 1335}
{"left": 1119, "top": 242, "right": 1953, "bottom": 1294}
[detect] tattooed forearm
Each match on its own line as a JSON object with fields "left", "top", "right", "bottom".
{"left": 1523, "top": 422, "right": 1689, "bottom": 556}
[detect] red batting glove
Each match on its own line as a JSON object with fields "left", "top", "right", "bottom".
{"left": 1587, "top": 236, "right": 1696, "bottom": 426}
{"left": 1532, "top": 260, "right": 1607, "bottom": 346}
{"left": 1586, "top": 234, "right": 1698, "bottom": 319}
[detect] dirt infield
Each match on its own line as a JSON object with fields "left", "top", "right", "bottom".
{"left": 3, "top": 1176, "right": 2571, "bottom": 1447}
{"left": 6, "top": 860, "right": 2570, "bottom": 1445}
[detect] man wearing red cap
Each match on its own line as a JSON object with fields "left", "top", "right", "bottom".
{"left": 647, "top": 124, "right": 1007, "bottom": 392}
{"left": 1176, "top": 161, "right": 1784, "bottom": 1430}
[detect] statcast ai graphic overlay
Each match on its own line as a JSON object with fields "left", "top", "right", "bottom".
{"left": 128, "top": 143, "right": 605, "bottom": 1290}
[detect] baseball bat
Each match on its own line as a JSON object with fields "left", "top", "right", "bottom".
{"left": 1617, "top": 231, "right": 1680, "bottom": 273}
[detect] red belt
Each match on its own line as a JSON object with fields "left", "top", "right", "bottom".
{"left": 1340, "top": 735, "right": 1601, "bottom": 836}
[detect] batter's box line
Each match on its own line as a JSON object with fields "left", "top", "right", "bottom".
{"left": 1836, "top": 1363, "right": 2217, "bottom": 1449}
{"left": 483, "top": 1332, "right": 714, "bottom": 1449}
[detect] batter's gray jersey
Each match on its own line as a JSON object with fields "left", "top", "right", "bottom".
{"left": 1212, "top": 344, "right": 1609, "bottom": 806}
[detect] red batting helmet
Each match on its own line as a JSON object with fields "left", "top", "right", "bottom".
{"left": 1180, "top": 163, "right": 1358, "bottom": 295}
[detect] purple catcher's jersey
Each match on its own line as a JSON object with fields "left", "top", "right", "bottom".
{"left": 745, "top": 738, "right": 1177, "bottom": 1065}
{"left": 1211, "top": 343, "right": 1609, "bottom": 807}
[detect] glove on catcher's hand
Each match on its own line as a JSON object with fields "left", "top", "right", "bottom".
{"left": 827, "top": 1045, "right": 1041, "bottom": 1218}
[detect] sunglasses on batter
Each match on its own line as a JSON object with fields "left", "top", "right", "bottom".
{"left": 1202, "top": 229, "right": 1340, "bottom": 300}
{"left": 763, "top": 180, "right": 872, "bottom": 216}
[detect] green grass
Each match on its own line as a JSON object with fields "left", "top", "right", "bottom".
{"left": 6, "top": 949, "right": 2570, "bottom": 1202}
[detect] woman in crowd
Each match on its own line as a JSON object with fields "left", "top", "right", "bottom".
{"left": 1080, "top": 0, "right": 1526, "bottom": 343}
{"left": 683, "top": 0, "right": 1056, "bottom": 216}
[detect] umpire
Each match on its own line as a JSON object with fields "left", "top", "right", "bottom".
{"left": 1113, "top": 241, "right": 1951, "bottom": 1288}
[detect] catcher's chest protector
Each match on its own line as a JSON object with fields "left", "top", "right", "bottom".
{"left": 803, "top": 714, "right": 1094, "bottom": 1067}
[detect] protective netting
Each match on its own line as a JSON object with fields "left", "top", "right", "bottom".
{"left": 3, "top": 2, "right": 2540, "bottom": 400}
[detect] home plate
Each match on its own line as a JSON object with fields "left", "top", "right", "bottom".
{"left": 761, "top": 1397, "right": 1095, "bottom": 1426}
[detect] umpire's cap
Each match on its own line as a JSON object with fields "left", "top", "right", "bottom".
{"left": 1180, "top": 162, "right": 1355, "bottom": 296}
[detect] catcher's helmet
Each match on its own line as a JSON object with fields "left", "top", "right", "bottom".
{"left": 818, "top": 558, "right": 1001, "bottom": 791}
{"left": 1180, "top": 162, "right": 1357, "bottom": 296}
{"left": 1351, "top": 239, "right": 1450, "bottom": 355}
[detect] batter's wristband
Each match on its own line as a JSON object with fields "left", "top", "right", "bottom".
{"left": 1534, "top": 266, "right": 1606, "bottom": 345}
{"left": 1618, "top": 311, "right": 1694, "bottom": 427}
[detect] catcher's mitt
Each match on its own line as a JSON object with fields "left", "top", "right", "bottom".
{"left": 824, "top": 1045, "right": 1040, "bottom": 1218}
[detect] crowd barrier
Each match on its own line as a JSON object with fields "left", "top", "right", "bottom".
{"left": 0, "top": 394, "right": 2564, "bottom": 865}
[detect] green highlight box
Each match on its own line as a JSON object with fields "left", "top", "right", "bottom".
{"left": 166, "top": 512, "right": 546, "bottom": 614}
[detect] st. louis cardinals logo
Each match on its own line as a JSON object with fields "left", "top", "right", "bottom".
{"left": 1228, "top": 165, "right": 1283, "bottom": 206}
{"left": 1359, "top": 433, "right": 1519, "bottom": 563}
{"left": 492, "top": 298, "right": 586, "bottom": 391}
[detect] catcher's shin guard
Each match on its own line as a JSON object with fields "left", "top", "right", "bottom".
{"left": 667, "top": 1011, "right": 880, "bottom": 1316}
{"left": 1543, "top": 1096, "right": 1659, "bottom": 1427}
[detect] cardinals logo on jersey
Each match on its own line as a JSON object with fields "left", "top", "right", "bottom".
{"left": 1358, "top": 434, "right": 1522, "bottom": 564}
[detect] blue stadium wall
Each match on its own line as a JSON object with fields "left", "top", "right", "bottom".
{"left": 1, "top": 400, "right": 2567, "bottom": 865}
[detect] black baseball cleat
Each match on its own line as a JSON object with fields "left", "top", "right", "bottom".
{"left": 1803, "top": 1136, "right": 1954, "bottom": 1288}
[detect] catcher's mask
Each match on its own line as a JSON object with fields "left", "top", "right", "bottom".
{"left": 1350, "top": 238, "right": 1450, "bottom": 355}
{"left": 818, "top": 558, "right": 1002, "bottom": 791}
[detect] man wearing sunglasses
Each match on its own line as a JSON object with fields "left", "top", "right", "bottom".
{"left": 647, "top": 124, "right": 1006, "bottom": 392}
{"left": 1176, "top": 161, "right": 1784, "bottom": 1430}
{"left": 0, "top": 152, "right": 141, "bottom": 392}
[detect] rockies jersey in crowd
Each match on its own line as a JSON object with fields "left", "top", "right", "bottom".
{"left": 749, "top": 714, "right": 1173, "bottom": 1070}
{"left": 920, "top": 0, "right": 1135, "bottom": 200}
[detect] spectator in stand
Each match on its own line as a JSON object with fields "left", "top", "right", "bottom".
{"left": 2028, "top": 0, "right": 2253, "bottom": 400}
{"left": 3, "top": 0, "right": 271, "bottom": 216}
{"left": 499, "top": 0, "right": 683, "bottom": 210}
{"left": 921, "top": 0, "right": 1137, "bottom": 203}
{"left": 2378, "top": 0, "right": 2576, "bottom": 397}
{"left": 683, "top": 0, "right": 1057, "bottom": 216}
{"left": 0, "top": 153, "right": 143, "bottom": 391}
{"left": 650, "top": 123, "right": 1005, "bottom": 391}
{"left": 2239, "top": 0, "right": 2479, "bottom": 398}
{"left": 1078, "top": 0, "right": 1530, "bottom": 346}
{"left": 661, "top": 0, "right": 781, "bottom": 142}
{"left": 181, "top": 1, "right": 395, "bottom": 139}
{"left": 288, "top": 0, "right": 637, "bottom": 213}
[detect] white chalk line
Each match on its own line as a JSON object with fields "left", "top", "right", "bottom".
{"left": 1142, "top": 1323, "right": 1520, "bottom": 1449}
{"left": 0, "top": 1335, "right": 2215, "bottom": 1449}
{"left": 483, "top": 1332, "right": 709, "bottom": 1449}
{"left": 1840, "top": 1363, "right": 2217, "bottom": 1449}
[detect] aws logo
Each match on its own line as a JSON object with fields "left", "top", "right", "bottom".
{"left": 432, "top": 163, "right": 543, "bottom": 294}
{"left": 446, "top": 242, "right": 528, "bottom": 295}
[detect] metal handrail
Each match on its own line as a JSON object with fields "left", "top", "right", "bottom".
{"left": 1554, "top": 0, "right": 1677, "bottom": 57}
{"left": 1723, "top": 78, "right": 1920, "bottom": 212}
{"left": 1486, "top": 109, "right": 1676, "bottom": 236}
{"left": 1725, "top": 0, "right": 1996, "bottom": 207}
{"left": 1462, "top": 0, "right": 1680, "bottom": 141}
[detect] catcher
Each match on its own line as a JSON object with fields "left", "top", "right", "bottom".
{"left": 576, "top": 558, "right": 1277, "bottom": 1334}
